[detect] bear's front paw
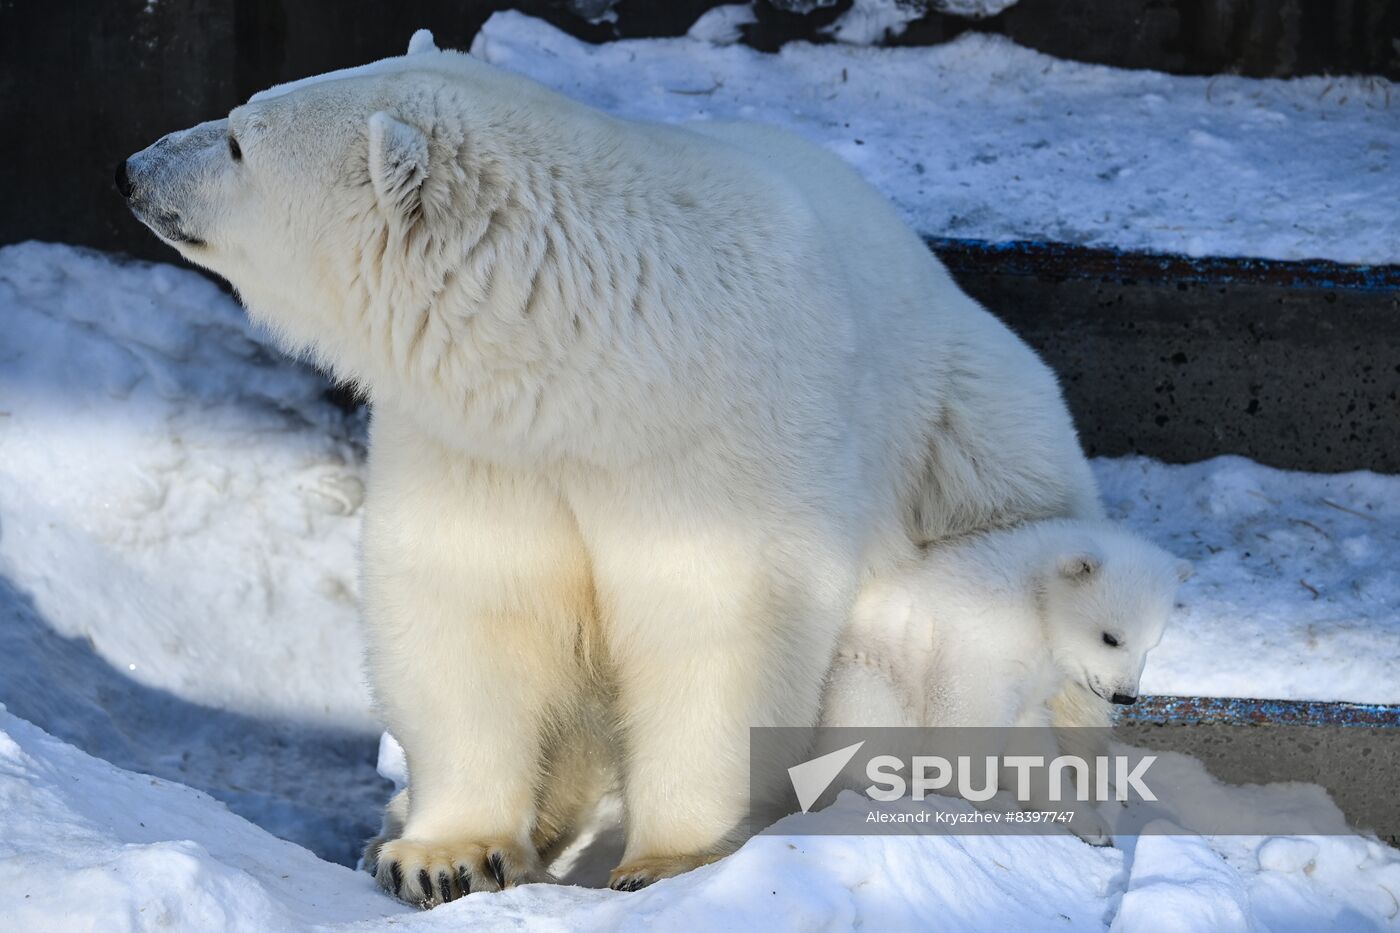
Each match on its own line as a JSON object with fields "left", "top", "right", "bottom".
{"left": 371, "top": 837, "right": 549, "bottom": 908}
{"left": 608, "top": 852, "right": 720, "bottom": 892}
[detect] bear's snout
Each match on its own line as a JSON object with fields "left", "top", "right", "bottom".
{"left": 1110, "top": 692, "right": 1138, "bottom": 706}
{"left": 115, "top": 159, "right": 134, "bottom": 199}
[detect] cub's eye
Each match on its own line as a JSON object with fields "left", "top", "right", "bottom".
{"left": 228, "top": 135, "right": 242, "bottom": 162}
{"left": 1102, "top": 633, "right": 1121, "bottom": 648}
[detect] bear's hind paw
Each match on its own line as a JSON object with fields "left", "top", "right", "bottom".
{"left": 608, "top": 852, "right": 721, "bottom": 892}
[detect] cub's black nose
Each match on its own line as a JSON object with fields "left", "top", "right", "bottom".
{"left": 1111, "top": 693, "right": 1137, "bottom": 706}
{"left": 115, "top": 159, "right": 134, "bottom": 198}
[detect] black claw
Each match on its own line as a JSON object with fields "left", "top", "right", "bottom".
{"left": 418, "top": 869, "right": 433, "bottom": 902}
{"left": 613, "top": 876, "right": 647, "bottom": 892}
{"left": 437, "top": 871, "right": 453, "bottom": 903}
{"left": 457, "top": 866, "right": 473, "bottom": 896}
{"left": 487, "top": 852, "right": 508, "bottom": 888}
{"left": 389, "top": 861, "right": 403, "bottom": 896}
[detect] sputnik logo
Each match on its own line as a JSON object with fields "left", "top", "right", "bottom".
{"left": 787, "top": 741, "right": 865, "bottom": 814}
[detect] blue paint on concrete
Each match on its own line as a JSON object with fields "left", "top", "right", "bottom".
{"left": 1127, "top": 695, "right": 1400, "bottom": 728}
{"left": 926, "top": 236, "right": 1400, "bottom": 292}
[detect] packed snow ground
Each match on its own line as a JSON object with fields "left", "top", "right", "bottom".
{"left": 472, "top": 10, "right": 1399, "bottom": 266}
{"left": 4, "top": 706, "right": 1399, "bottom": 932}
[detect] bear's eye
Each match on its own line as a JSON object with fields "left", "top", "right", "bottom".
{"left": 1102, "top": 633, "right": 1121, "bottom": 648}
{"left": 228, "top": 134, "right": 242, "bottom": 162}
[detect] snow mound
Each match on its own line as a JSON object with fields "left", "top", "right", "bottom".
{"left": 473, "top": 11, "right": 1399, "bottom": 265}
{"left": 0, "top": 242, "right": 385, "bottom": 863}
{"left": 0, "top": 708, "right": 407, "bottom": 932}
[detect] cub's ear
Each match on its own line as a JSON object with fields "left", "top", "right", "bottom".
{"left": 407, "top": 29, "right": 438, "bottom": 55}
{"left": 1057, "top": 552, "right": 1101, "bottom": 582}
{"left": 1175, "top": 559, "right": 1195, "bottom": 583}
{"left": 367, "top": 112, "right": 429, "bottom": 216}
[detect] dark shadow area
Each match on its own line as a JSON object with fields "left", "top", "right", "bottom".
{"left": 0, "top": 573, "right": 391, "bottom": 866}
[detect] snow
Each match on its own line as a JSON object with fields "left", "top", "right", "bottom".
{"left": 688, "top": 4, "right": 758, "bottom": 45}
{"left": 930, "top": 0, "right": 1021, "bottom": 17}
{"left": 472, "top": 11, "right": 1400, "bottom": 265}
{"left": 824, "top": 0, "right": 1022, "bottom": 43}
{"left": 1098, "top": 456, "right": 1400, "bottom": 704}
{"left": 0, "top": 709, "right": 406, "bottom": 932}
{"left": 826, "top": 0, "right": 930, "bottom": 43}
{"left": 0, "top": 242, "right": 384, "bottom": 865}
{"left": 5, "top": 706, "right": 1400, "bottom": 932}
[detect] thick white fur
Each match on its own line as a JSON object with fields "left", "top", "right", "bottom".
{"left": 821, "top": 519, "right": 1187, "bottom": 842}
{"left": 126, "top": 35, "right": 1102, "bottom": 900}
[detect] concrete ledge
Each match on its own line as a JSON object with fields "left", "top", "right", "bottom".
{"left": 1116, "top": 694, "right": 1400, "bottom": 842}
{"left": 934, "top": 238, "right": 1400, "bottom": 473}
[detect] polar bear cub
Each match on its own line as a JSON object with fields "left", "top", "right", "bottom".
{"left": 821, "top": 519, "right": 1189, "bottom": 841}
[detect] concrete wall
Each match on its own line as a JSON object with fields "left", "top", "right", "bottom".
{"left": 936, "top": 240, "right": 1400, "bottom": 473}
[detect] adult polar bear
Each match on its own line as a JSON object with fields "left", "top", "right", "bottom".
{"left": 121, "top": 31, "right": 1100, "bottom": 902}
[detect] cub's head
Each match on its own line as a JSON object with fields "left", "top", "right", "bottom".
{"left": 1038, "top": 525, "right": 1190, "bottom": 707}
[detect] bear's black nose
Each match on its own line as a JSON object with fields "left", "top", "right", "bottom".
{"left": 1110, "top": 693, "right": 1137, "bottom": 706}
{"left": 115, "top": 159, "right": 134, "bottom": 199}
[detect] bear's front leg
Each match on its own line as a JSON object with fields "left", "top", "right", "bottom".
{"left": 360, "top": 415, "right": 596, "bottom": 907}
{"left": 575, "top": 480, "right": 855, "bottom": 891}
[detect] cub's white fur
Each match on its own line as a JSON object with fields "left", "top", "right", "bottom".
{"left": 821, "top": 519, "right": 1188, "bottom": 842}
{"left": 124, "top": 32, "right": 1101, "bottom": 901}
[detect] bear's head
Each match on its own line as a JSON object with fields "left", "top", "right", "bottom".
{"left": 1038, "top": 526, "right": 1191, "bottom": 707}
{"left": 116, "top": 31, "right": 569, "bottom": 395}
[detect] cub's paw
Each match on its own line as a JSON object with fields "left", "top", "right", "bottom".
{"left": 608, "top": 852, "right": 720, "bottom": 892}
{"left": 372, "top": 837, "right": 549, "bottom": 908}
{"left": 1068, "top": 808, "right": 1114, "bottom": 847}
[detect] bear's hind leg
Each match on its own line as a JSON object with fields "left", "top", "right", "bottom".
{"left": 361, "top": 787, "right": 410, "bottom": 876}
{"left": 575, "top": 487, "right": 853, "bottom": 891}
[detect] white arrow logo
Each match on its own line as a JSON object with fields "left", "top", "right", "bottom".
{"left": 788, "top": 741, "right": 865, "bottom": 814}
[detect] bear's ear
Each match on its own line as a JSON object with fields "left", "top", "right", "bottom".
{"left": 367, "top": 112, "right": 430, "bottom": 216}
{"left": 1175, "top": 559, "right": 1194, "bottom": 583}
{"left": 1057, "top": 552, "right": 1101, "bottom": 582}
{"left": 406, "top": 29, "right": 438, "bottom": 55}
